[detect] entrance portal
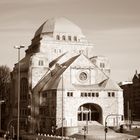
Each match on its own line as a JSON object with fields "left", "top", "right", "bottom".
{"left": 78, "top": 103, "right": 102, "bottom": 123}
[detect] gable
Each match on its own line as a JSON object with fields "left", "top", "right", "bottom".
{"left": 68, "top": 54, "right": 108, "bottom": 85}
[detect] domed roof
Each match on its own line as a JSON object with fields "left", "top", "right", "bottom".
{"left": 34, "top": 17, "right": 83, "bottom": 37}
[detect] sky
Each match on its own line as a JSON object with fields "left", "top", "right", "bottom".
{"left": 0, "top": 0, "right": 140, "bottom": 82}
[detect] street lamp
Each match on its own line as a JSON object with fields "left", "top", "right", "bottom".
{"left": 104, "top": 114, "right": 123, "bottom": 140}
{"left": 61, "top": 72, "right": 64, "bottom": 140}
{"left": 14, "top": 45, "right": 25, "bottom": 140}
{"left": 61, "top": 65, "right": 66, "bottom": 140}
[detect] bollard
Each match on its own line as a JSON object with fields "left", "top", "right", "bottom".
{"left": 44, "top": 134, "right": 46, "bottom": 136}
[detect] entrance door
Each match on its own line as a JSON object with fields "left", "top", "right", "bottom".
{"left": 78, "top": 103, "right": 102, "bottom": 123}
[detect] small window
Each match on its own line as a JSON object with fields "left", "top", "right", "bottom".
{"left": 100, "top": 63, "right": 105, "bottom": 68}
{"left": 59, "top": 49, "right": 61, "bottom": 53}
{"left": 108, "top": 92, "right": 115, "bottom": 97}
{"left": 67, "top": 92, "right": 73, "bottom": 97}
{"left": 62, "top": 35, "right": 66, "bottom": 41}
{"left": 112, "top": 92, "right": 115, "bottom": 97}
{"left": 108, "top": 92, "right": 111, "bottom": 97}
{"left": 88, "top": 93, "right": 91, "bottom": 97}
{"left": 96, "top": 92, "right": 99, "bottom": 97}
{"left": 42, "top": 92, "right": 47, "bottom": 98}
{"left": 74, "top": 36, "right": 77, "bottom": 41}
{"left": 81, "top": 92, "right": 84, "bottom": 97}
{"left": 68, "top": 36, "right": 71, "bottom": 41}
{"left": 39, "top": 60, "right": 44, "bottom": 66}
{"left": 56, "top": 35, "right": 60, "bottom": 40}
{"left": 92, "top": 93, "right": 95, "bottom": 97}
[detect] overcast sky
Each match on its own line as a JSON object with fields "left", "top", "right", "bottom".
{"left": 0, "top": 0, "right": 140, "bottom": 82}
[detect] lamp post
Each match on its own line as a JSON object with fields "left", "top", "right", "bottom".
{"left": 14, "top": 45, "right": 25, "bottom": 140}
{"left": 0, "top": 100, "right": 5, "bottom": 130}
{"left": 61, "top": 65, "right": 66, "bottom": 140}
{"left": 61, "top": 73, "right": 64, "bottom": 140}
{"left": 104, "top": 114, "right": 123, "bottom": 140}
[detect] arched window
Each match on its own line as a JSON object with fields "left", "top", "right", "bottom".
{"left": 20, "top": 78, "right": 28, "bottom": 101}
{"left": 62, "top": 35, "right": 66, "bottom": 41}
{"left": 74, "top": 36, "right": 77, "bottom": 41}
{"left": 56, "top": 35, "right": 60, "bottom": 40}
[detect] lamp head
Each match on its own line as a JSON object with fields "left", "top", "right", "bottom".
{"left": 14, "top": 45, "right": 25, "bottom": 49}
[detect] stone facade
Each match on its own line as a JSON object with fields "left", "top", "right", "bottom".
{"left": 10, "top": 17, "right": 124, "bottom": 136}
{"left": 120, "top": 72, "right": 140, "bottom": 122}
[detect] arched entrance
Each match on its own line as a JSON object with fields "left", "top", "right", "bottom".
{"left": 77, "top": 103, "right": 102, "bottom": 124}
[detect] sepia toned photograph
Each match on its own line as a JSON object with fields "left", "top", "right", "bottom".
{"left": 0, "top": 0, "right": 140, "bottom": 139}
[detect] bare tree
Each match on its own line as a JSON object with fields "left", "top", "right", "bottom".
{"left": 0, "top": 65, "right": 11, "bottom": 130}
{"left": 0, "top": 65, "right": 11, "bottom": 100}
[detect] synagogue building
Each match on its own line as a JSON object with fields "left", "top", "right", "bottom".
{"left": 10, "top": 17, "right": 124, "bottom": 136}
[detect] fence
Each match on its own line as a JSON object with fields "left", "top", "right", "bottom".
{"left": 21, "top": 133, "right": 76, "bottom": 140}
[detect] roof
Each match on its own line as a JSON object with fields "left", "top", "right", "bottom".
{"left": 33, "top": 54, "right": 121, "bottom": 93}
{"left": 33, "top": 54, "right": 80, "bottom": 93}
{"left": 42, "top": 54, "right": 80, "bottom": 90}
{"left": 73, "top": 78, "right": 122, "bottom": 91}
{"left": 34, "top": 17, "right": 84, "bottom": 37}
{"left": 99, "top": 78, "right": 122, "bottom": 91}
{"left": 49, "top": 52, "right": 67, "bottom": 68}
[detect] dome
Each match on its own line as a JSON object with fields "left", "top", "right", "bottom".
{"left": 34, "top": 17, "right": 84, "bottom": 37}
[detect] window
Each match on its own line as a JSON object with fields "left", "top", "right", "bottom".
{"left": 96, "top": 92, "right": 99, "bottom": 97}
{"left": 40, "top": 119, "right": 46, "bottom": 129}
{"left": 79, "top": 72, "right": 87, "bottom": 81}
{"left": 39, "top": 107, "right": 49, "bottom": 116}
{"left": 100, "top": 63, "right": 105, "bottom": 68}
{"left": 62, "top": 35, "right": 66, "bottom": 41}
{"left": 88, "top": 93, "right": 91, "bottom": 97}
{"left": 20, "top": 108, "right": 28, "bottom": 116}
{"left": 54, "top": 49, "right": 61, "bottom": 53}
{"left": 112, "top": 92, "right": 115, "bottom": 97}
{"left": 80, "top": 92, "right": 99, "bottom": 97}
{"left": 38, "top": 60, "right": 44, "bottom": 66}
{"left": 92, "top": 93, "right": 95, "bottom": 97}
{"left": 108, "top": 92, "right": 115, "bottom": 97}
{"left": 42, "top": 92, "right": 48, "bottom": 98}
{"left": 68, "top": 36, "right": 71, "bottom": 41}
{"left": 121, "top": 115, "right": 124, "bottom": 120}
{"left": 20, "top": 78, "right": 28, "bottom": 101}
{"left": 74, "top": 36, "right": 77, "bottom": 41}
{"left": 56, "top": 35, "right": 60, "bottom": 40}
{"left": 67, "top": 92, "right": 73, "bottom": 97}
{"left": 59, "top": 49, "right": 61, "bottom": 53}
